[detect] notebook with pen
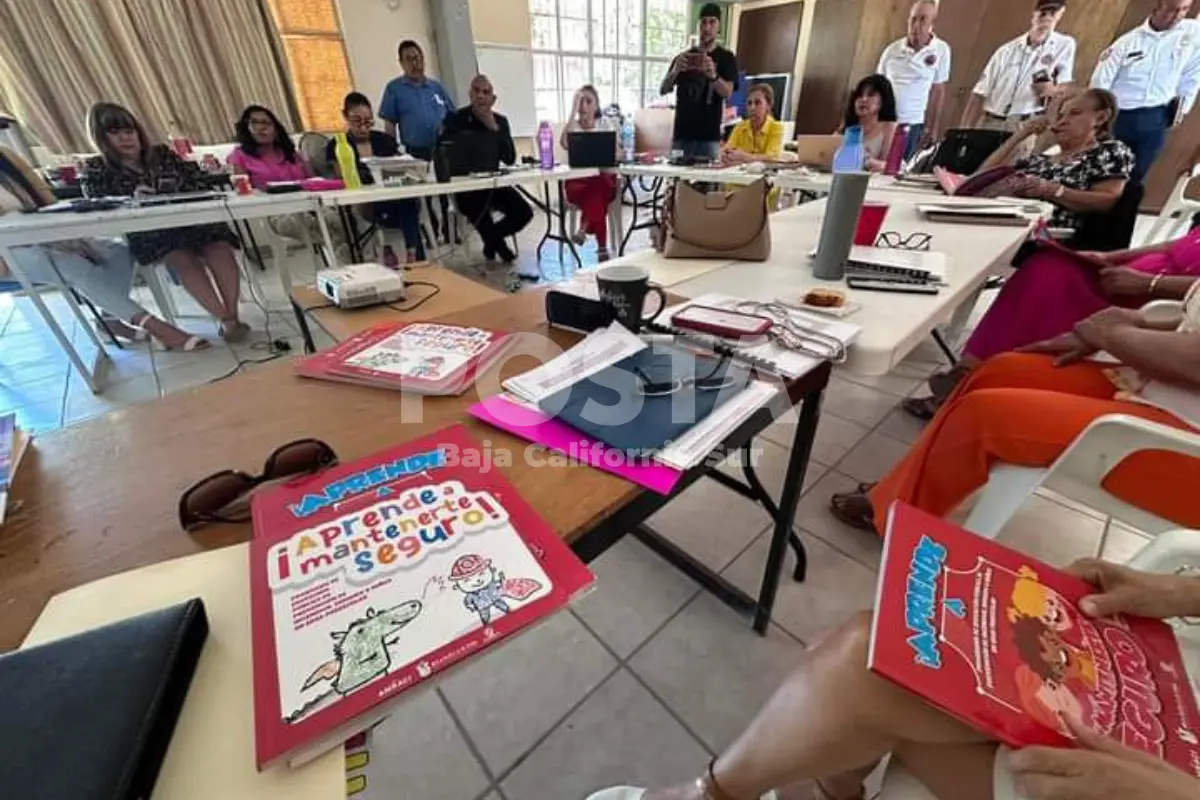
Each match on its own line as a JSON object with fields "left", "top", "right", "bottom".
{"left": 537, "top": 345, "right": 751, "bottom": 453}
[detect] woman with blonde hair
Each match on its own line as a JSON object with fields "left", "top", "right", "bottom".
{"left": 82, "top": 102, "right": 249, "bottom": 342}
{"left": 722, "top": 83, "right": 785, "bottom": 164}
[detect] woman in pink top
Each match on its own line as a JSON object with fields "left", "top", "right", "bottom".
{"left": 228, "top": 105, "right": 311, "bottom": 188}
{"left": 903, "top": 225, "right": 1200, "bottom": 418}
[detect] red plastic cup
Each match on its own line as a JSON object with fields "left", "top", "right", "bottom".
{"left": 854, "top": 202, "right": 890, "bottom": 247}
{"left": 231, "top": 174, "right": 253, "bottom": 196}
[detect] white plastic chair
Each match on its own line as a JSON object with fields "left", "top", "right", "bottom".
{"left": 1145, "top": 172, "right": 1200, "bottom": 245}
{"left": 875, "top": 528, "right": 1200, "bottom": 800}
{"left": 964, "top": 299, "right": 1200, "bottom": 540}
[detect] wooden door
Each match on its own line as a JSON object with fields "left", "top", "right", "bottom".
{"left": 736, "top": 2, "right": 804, "bottom": 77}
{"left": 794, "top": 0, "right": 866, "bottom": 134}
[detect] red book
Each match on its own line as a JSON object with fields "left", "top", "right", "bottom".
{"left": 870, "top": 502, "right": 1200, "bottom": 774}
{"left": 294, "top": 322, "right": 514, "bottom": 395}
{"left": 249, "top": 425, "right": 594, "bottom": 769}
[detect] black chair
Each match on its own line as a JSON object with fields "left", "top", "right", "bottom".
{"left": 1068, "top": 181, "right": 1145, "bottom": 252}
{"left": 912, "top": 128, "right": 1012, "bottom": 175}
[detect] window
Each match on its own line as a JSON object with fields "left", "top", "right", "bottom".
{"left": 265, "top": 0, "right": 354, "bottom": 132}
{"left": 530, "top": 0, "right": 691, "bottom": 123}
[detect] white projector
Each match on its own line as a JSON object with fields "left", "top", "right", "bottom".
{"left": 316, "top": 262, "right": 407, "bottom": 309}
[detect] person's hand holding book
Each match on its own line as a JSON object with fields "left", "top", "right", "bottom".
{"left": 1065, "top": 558, "right": 1200, "bottom": 621}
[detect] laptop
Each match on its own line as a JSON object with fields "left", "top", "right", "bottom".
{"left": 435, "top": 130, "right": 501, "bottom": 181}
{"left": 567, "top": 131, "right": 618, "bottom": 168}
{"left": 791, "top": 135, "right": 843, "bottom": 170}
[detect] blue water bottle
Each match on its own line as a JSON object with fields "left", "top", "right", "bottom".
{"left": 620, "top": 119, "right": 636, "bottom": 162}
{"left": 833, "top": 125, "right": 865, "bottom": 173}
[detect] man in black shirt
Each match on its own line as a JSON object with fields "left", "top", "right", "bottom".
{"left": 439, "top": 75, "right": 533, "bottom": 264}
{"left": 660, "top": 3, "right": 739, "bottom": 163}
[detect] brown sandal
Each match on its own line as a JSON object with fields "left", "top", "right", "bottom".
{"left": 829, "top": 488, "right": 877, "bottom": 532}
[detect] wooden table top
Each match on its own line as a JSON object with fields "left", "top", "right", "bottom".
{"left": 0, "top": 290, "right": 643, "bottom": 651}
{"left": 290, "top": 265, "right": 504, "bottom": 342}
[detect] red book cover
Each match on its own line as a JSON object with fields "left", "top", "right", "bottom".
{"left": 294, "top": 322, "right": 513, "bottom": 395}
{"left": 249, "top": 425, "right": 594, "bottom": 769}
{"left": 870, "top": 502, "right": 1200, "bottom": 775}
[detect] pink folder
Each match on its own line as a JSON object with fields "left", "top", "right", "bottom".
{"left": 467, "top": 395, "right": 683, "bottom": 495}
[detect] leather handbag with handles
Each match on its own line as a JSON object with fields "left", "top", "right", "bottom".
{"left": 659, "top": 177, "right": 772, "bottom": 261}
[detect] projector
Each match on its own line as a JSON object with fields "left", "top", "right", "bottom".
{"left": 316, "top": 262, "right": 407, "bottom": 309}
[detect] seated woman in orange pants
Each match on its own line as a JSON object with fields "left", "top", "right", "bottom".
{"left": 560, "top": 85, "right": 620, "bottom": 261}
{"left": 830, "top": 284, "right": 1200, "bottom": 533}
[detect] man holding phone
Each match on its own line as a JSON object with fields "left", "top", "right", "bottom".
{"left": 1091, "top": 0, "right": 1200, "bottom": 184}
{"left": 660, "top": 3, "right": 739, "bottom": 163}
{"left": 960, "top": 0, "right": 1075, "bottom": 159}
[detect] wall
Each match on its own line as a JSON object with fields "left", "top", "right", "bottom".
{"left": 469, "top": 0, "right": 532, "bottom": 47}
{"left": 334, "top": 0, "right": 440, "bottom": 110}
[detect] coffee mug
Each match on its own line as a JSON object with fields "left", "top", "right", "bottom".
{"left": 596, "top": 264, "right": 667, "bottom": 332}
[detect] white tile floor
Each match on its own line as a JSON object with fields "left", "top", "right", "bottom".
{"left": 0, "top": 212, "right": 1163, "bottom": 800}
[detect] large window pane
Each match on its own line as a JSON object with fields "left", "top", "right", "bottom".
{"left": 530, "top": 0, "right": 556, "bottom": 12}
{"left": 282, "top": 36, "right": 353, "bottom": 132}
{"left": 266, "top": 0, "right": 338, "bottom": 33}
{"left": 560, "top": 0, "right": 588, "bottom": 17}
{"left": 592, "top": 57, "right": 616, "bottom": 105}
{"left": 561, "top": 18, "right": 589, "bottom": 51}
{"left": 532, "top": 15, "right": 559, "bottom": 49}
{"left": 617, "top": 59, "right": 643, "bottom": 117}
{"left": 561, "top": 55, "right": 588, "bottom": 90}
{"left": 536, "top": 90, "right": 561, "bottom": 123}
{"left": 533, "top": 53, "right": 560, "bottom": 89}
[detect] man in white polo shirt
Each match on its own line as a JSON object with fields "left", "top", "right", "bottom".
{"left": 960, "top": 0, "right": 1076, "bottom": 159}
{"left": 877, "top": 0, "right": 952, "bottom": 159}
{"left": 1091, "top": 0, "right": 1200, "bottom": 184}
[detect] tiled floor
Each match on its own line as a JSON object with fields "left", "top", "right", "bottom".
{"left": 0, "top": 212, "right": 1162, "bottom": 799}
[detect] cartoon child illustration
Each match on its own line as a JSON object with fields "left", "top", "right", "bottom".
{"left": 448, "top": 554, "right": 544, "bottom": 626}
{"left": 408, "top": 355, "right": 446, "bottom": 379}
{"left": 1008, "top": 566, "right": 1073, "bottom": 633}
{"left": 1012, "top": 614, "right": 1095, "bottom": 737}
{"left": 289, "top": 600, "right": 422, "bottom": 722}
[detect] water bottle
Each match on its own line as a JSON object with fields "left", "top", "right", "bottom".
{"left": 884, "top": 125, "right": 908, "bottom": 175}
{"left": 334, "top": 133, "right": 362, "bottom": 190}
{"left": 537, "top": 122, "right": 555, "bottom": 170}
{"left": 832, "top": 125, "right": 865, "bottom": 173}
{"left": 620, "top": 119, "right": 636, "bottom": 162}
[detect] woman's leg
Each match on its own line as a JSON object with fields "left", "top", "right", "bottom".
{"left": 163, "top": 249, "right": 229, "bottom": 321}
{"left": 395, "top": 200, "right": 426, "bottom": 261}
{"left": 868, "top": 352, "right": 1200, "bottom": 532}
{"left": 200, "top": 242, "right": 242, "bottom": 323}
{"left": 639, "top": 613, "right": 994, "bottom": 800}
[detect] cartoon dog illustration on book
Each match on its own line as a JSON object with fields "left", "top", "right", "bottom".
{"left": 287, "top": 600, "right": 422, "bottom": 722}
{"left": 448, "top": 554, "right": 543, "bottom": 625}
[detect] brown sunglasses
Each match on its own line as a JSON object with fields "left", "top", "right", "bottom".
{"left": 178, "top": 439, "right": 338, "bottom": 530}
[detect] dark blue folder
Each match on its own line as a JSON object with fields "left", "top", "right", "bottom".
{"left": 537, "top": 346, "right": 751, "bottom": 454}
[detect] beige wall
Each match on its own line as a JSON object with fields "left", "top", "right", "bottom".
{"left": 335, "top": 0, "right": 440, "bottom": 111}
{"left": 469, "top": 0, "right": 532, "bottom": 47}
{"left": 728, "top": 0, "right": 814, "bottom": 119}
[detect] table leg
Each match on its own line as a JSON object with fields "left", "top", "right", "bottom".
{"left": 314, "top": 205, "right": 338, "bottom": 266}
{"left": 292, "top": 296, "right": 317, "bottom": 354}
{"left": 339, "top": 207, "right": 362, "bottom": 263}
{"left": 291, "top": 220, "right": 318, "bottom": 354}
{"left": 557, "top": 181, "right": 582, "bottom": 269}
{"left": 752, "top": 385, "right": 824, "bottom": 633}
{"left": 2, "top": 245, "right": 109, "bottom": 394}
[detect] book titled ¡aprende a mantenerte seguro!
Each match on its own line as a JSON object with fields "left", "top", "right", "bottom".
{"left": 871, "top": 502, "right": 1200, "bottom": 776}
{"left": 249, "top": 425, "right": 593, "bottom": 769}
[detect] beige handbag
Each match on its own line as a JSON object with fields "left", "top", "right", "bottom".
{"left": 660, "top": 178, "right": 772, "bottom": 261}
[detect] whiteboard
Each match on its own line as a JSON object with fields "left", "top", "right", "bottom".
{"left": 475, "top": 44, "right": 538, "bottom": 138}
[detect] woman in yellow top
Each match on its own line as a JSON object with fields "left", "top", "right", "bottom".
{"left": 722, "top": 83, "right": 785, "bottom": 164}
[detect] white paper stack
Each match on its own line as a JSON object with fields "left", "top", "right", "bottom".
{"left": 503, "top": 322, "right": 645, "bottom": 404}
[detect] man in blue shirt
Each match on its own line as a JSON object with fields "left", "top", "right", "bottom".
{"left": 379, "top": 40, "right": 457, "bottom": 241}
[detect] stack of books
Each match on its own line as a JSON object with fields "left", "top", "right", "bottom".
{"left": 294, "top": 322, "right": 515, "bottom": 396}
{"left": 0, "top": 413, "right": 30, "bottom": 525}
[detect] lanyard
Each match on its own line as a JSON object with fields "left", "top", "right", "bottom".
{"left": 1002, "top": 38, "right": 1050, "bottom": 115}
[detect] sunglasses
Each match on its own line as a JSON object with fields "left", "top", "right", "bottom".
{"left": 178, "top": 439, "right": 338, "bottom": 530}
{"left": 633, "top": 357, "right": 737, "bottom": 398}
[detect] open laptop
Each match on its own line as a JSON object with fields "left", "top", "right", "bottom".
{"left": 790, "top": 135, "right": 843, "bottom": 170}
{"left": 435, "top": 130, "right": 501, "bottom": 181}
{"left": 567, "top": 130, "right": 617, "bottom": 168}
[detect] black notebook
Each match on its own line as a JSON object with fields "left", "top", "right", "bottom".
{"left": 0, "top": 598, "right": 209, "bottom": 800}
{"left": 538, "top": 346, "right": 751, "bottom": 453}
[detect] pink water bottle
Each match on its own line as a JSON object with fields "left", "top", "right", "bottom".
{"left": 884, "top": 125, "right": 908, "bottom": 175}
{"left": 537, "top": 122, "right": 555, "bottom": 170}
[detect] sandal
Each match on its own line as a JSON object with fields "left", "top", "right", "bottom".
{"left": 927, "top": 365, "right": 969, "bottom": 400}
{"left": 901, "top": 395, "right": 941, "bottom": 420}
{"left": 220, "top": 320, "right": 251, "bottom": 344}
{"left": 829, "top": 489, "right": 877, "bottom": 532}
{"left": 161, "top": 335, "right": 211, "bottom": 352}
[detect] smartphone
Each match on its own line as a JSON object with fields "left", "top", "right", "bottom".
{"left": 671, "top": 305, "right": 773, "bottom": 339}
